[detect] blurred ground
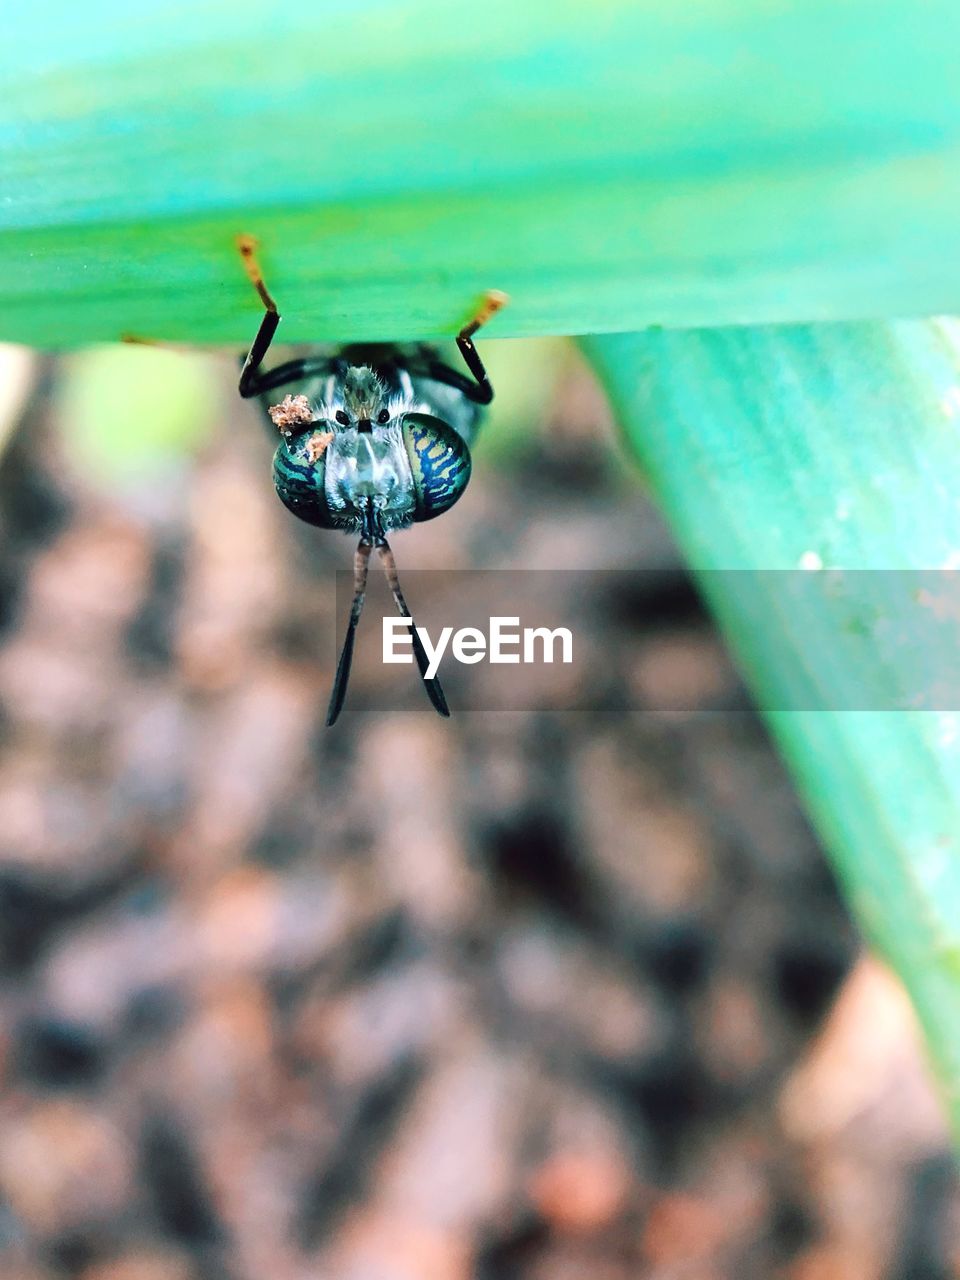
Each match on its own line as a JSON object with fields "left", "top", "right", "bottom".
{"left": 0, "top": 342, "right": 956, "bottom": 1280}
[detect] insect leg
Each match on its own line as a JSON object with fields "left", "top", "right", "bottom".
{"left": 248, "top": 356, "right": 343, "bottom": 398}
{"left": 326, "top": 540, "right": 373, "bottom": 727}
{"left": 237, "top": 235, "right": 283, "bottom": 398}
{"left": 237, "top": 237, "right": 347, "bottom": 401}
{"left": 455, "top": 289, "right": 508, "bottom": 406}
{"left": 377, "top": 540, "right": 450, "bottom": 718}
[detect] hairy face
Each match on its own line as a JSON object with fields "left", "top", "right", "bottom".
{"left": 340, "top": 366, "right": 386, "bottom": 423}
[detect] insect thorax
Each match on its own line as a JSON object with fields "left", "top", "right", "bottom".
{"left": 269, "top": 343, "right": 483, "bottom": 446}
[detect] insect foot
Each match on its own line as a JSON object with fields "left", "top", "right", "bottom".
{"left": 460, "top": 289, "right": 509, "bottom": 341}
{"left": 236, "top": 234, "right": 278, "bottom": 313}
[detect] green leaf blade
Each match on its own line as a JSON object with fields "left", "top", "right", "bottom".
{"left": 583, "top": 322, "right": 960, "bottom": 1128}
{"left": 5, "top": 0, "right": 960, "bottom": 345}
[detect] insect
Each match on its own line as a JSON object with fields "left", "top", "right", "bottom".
{"left": 236, "top": 237, "right": 507, "bottom": 726}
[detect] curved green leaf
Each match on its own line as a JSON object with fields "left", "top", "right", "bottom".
{"left": 583, "top": 323, "right": 960, "bottom": 1128}
{"left": 3, "top": 0, "right": 960, "bottom": 346}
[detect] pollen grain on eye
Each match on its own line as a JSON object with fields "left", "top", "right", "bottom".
{"left": 307, "top": 430, "right": 335, "bottom": 463}
{"left": 268, "top": 394, "right": 314, "bottom": 431}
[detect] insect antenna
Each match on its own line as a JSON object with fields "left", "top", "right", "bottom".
{"left": 376, "top": 539, "right": 451, "bottom": 718}
{"left": 326, "top": 539, "right": 373, "bottom": 727}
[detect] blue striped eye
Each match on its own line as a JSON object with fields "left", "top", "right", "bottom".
{"left": 272, "top": 426, "right": 336, "bottom": 528}
{"left": 401, "top": 413, "right": 472, "bottom": 522}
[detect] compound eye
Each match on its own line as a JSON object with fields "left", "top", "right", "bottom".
{"left": 272, "top": 433, "right": 336, "bottom": 529}
{"left": 335, "top": 409, "right": 350, "bottom": 426}
{"left": 400, "top": 413, "right": 472, "bottom": 521}
{"left": 377, "top": 408, "right": 390, "bottom": 425}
